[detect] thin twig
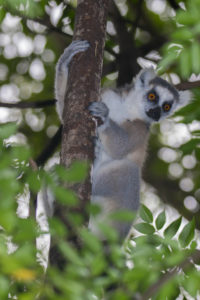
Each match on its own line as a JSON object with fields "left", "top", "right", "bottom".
{"left": 0, "top": 79, "right": 199, "bottom": 112}
{"left": 0, "top": 99, "right": 56, "bottom": 109}
{"left": 28, "top": 158, "right": 38, "bottom": 218}
{"left": 175, "top": 80, "right": 200, "bottom": 91}
{"left": 29, "top": 158, "right": 38, "bottom": 171}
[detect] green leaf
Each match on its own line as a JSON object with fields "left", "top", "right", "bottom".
{"left": 179, "top": 49, "right": 191, "bottom": 79}
{"left": 164, "top": 217, "right": 182, "bottom": 239}
{"left": 158, "top": 50, "right": 177, "bottom": 73}
{"left": 12, "top": 146, "right": 30, "bottom": 162}
{"left": 191, "top": 42, "right": 200, "bottom": 74}
{"left": 26, "top": 171, "right": 41, "bottom": 193}
{"left": 67, "top": 212, "right": 84, "bottom": 227}
{"left": 156, "top": 280, "right": 179, "bottom": 300}
{"left": 90, "top": 254, "right": 107, "bottom": 276}
{"left": 155, "top": 211, "right": 166, "bottom": 230}
{"left": 110, "top": 290, "right": 129, "bottom": 300}
{"left": 179, "top": 219, "right": 195, "bottom": 247}
{"left": 98, "top": 223, "right": 119, "bottom": 242}
{"left": 0, "top": 276, "right": 9, "bottom": 298}
{"left": 80, "top": 228, "right": 102, "bottom": 253}
{"left": 195, "top": 148, "right": 200, "bottom": 160}
{"left": 177, "top": 10, "right": 199, "bottom": 25}
{"left": 12, "top": 243, "right": 36, "bottom": 266}
{"left": 14, "top": 218, "right": 38, "bottom": 243}
{"left": 111, "top": 210, "right": 136, "bottom": 222}
{"left": 192, "top": 23, "right": 200, "bottom": 35}
{"left": 180, "top": 138, "right": 200, "bottom": 154}
{"left": 190, "top": 240, "right": 197, "bottom": 250}
{"left": 53, "top": 186, "right": 78, "bottom": 206}
{"left": 88, "top": 203, "right": 102, "bottom": 216}
{"left": 0, "top": 123, "right": 17, "bottom": 139}
{"left": 183, "top": 269, "right": 200, "bottom": 297}
{"left": 134, "top": 223, "right": 155, "bottom": 235}
{"left": 0, "top": 7, "right": 6, "bottom": 23}
{"left": 49, "top": 217, "right": 67, "bottom": 237}
{"left": 6, "top": 0, "right": 44, "bottom": 18}
{"left": 172, "top": 28, "right": 193, "bottom": 41}
{"left": 59, "top": 241, "right": 83, "bottom": 266}
{"left": 166, "top": 249, "right": 187, "bottom": 266}
{"left": 139, "top": 205, "right": 153, "bottom": 223}
{"left": 55, "top": 161, "right": 89, "bottom": 182}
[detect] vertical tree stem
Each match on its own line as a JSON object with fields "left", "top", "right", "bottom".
{"left": 60, "top": 0, "right": 109, "bottom": 210}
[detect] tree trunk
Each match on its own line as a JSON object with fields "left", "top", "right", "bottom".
{"left": 61, "top": 0, "right": 109, "bottom": 208}
{"left": 49, "top": 0, "right": 109, "bottom": 268}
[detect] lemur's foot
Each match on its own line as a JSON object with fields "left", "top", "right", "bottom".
{"left": 58, "top": 40, "right": 90, "bottom": 71}
{"left": 67, "top": 40, "right": 90, "bottom": 55}
{"left": 88, "top": 102, "right": 109, "bottom": 122}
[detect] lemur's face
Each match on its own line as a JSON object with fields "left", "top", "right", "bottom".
{"left": 144, "top": 76, "right": 180, "bottom": 122}
{"left": 129, "top": 69, "right": 191, "bottom": 124}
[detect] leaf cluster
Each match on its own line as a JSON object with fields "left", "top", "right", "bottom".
{"left": 0, "top": 121, "right": 199, "bottom": 300}
{"left": 159, "top": 0, "right": 200, "bottom": 78}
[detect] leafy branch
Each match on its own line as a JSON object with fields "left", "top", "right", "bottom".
{"left": 3, "top": 4, "right": 72, "bottom": 38}
{"left": 140, "top": 249, "right": 200, "bottom": 300}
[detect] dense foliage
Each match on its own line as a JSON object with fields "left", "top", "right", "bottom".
{"left": 0, "top": 0, "right": 200, "bottom": 299}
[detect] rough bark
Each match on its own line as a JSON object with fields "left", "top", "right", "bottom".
{"left": 49, "top": 0, "right": 109, "bottom": 267}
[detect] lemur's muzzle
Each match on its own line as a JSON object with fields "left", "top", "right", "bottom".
{"left": 146, "top": 106, "right": 161, "bottom": 121}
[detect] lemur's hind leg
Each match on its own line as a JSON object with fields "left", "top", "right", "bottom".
{"left": 55, "top": 40, "right": 90, "bottom": 120}
{"left": 57, "top": 40, "right": 90, "bottom": 73}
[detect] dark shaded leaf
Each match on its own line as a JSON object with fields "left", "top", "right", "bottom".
{"left": 0, "top": 123, "right": 17, "bottom": 139}
{"left": 180, "top": 139, "right": 200, "bottom": 154}
{"left": 164, "top": 217, "right": 182, "bottom": 239}
{"left": 139, "top": 204, "right": 153, "bottom": 223}
{"left": 155, "top": 211, "right": 166, "bottom": 230}
{"left": 134, "top": 223, "right": 155, "bottom": 235}
{"left": 179, "top": 219, "right": 195, "bottom": 247}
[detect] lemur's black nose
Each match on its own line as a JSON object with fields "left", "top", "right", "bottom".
{"left": 146, "top": 106, "right": 161, "bottom": 121}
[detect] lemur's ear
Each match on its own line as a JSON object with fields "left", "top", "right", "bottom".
{"left": 177, "top": 90, "right": 193, "bottom": 109}
{"left": 135, "top": 68, "right": 156, "bottom": 89}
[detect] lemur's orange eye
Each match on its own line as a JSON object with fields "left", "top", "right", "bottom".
{"left": 148, "top": 93, "right": 156, "bottom": 101}
{"left": 163, "top": 103, "right": 171, "bottom": 112}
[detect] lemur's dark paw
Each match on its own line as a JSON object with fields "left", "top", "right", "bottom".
{"left": 88, "top": 102, "right": 109, "bottom": 121}
{"left": 91, "top": 135, "right": 98, "bottom": 144}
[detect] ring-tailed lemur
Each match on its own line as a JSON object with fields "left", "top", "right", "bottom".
{"left": 55, "top": 40, "right": 191, "bottom": 240}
